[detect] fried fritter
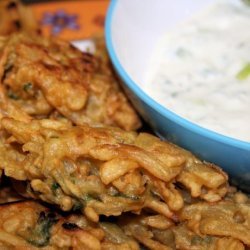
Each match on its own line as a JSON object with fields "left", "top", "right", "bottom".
{"left": 172, "top": 223, "right": 245, "bottom": 250}
{"left": 0, "top": 33, "right": 141, "bottom": 130}
{"left": 0, "top": 118, "right": 228, "bottom": 223}
{"left": 180, "top": 200, "right": 250, "bottom": 246}
{"left": 0, "top": 118, "right": 248, "bottom": 249}
{"left": 0, "top": 200, "right": 139, "bottom": 249}
{"left": 119, "top": 212, "right": 247, "bottom": 250}
{"left": 0, "top": 0, "right": 39, "bottom": 36}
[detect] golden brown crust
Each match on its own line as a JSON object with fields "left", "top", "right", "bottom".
{"left": 0, "top": 119, "right": 248, "bottom": 249}
{"left": 0, "top": 33, "right": 141, "bottom": 131}
{"left": 0, "top": 200, "right": 139, "bottom": 249}
{"left": 180, "top": 200, "right": 250, "bottom": 246}
{"left": 0, "top": 118, "right": 228, "bottom": 223}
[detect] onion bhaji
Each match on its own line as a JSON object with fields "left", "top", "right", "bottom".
{"left": 0, "top": 117, "right": 249, "bottom": 249}
{"left": 0, "top": 118, "right": 227, "bottom": 222}
{"left": 0, "top": 200, "right": 139, "bottom": 249}
{"left": 0, "top": 32, "right": 141, "bottom": 131}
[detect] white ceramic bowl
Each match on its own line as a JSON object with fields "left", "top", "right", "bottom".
{"left": 105, "top": 0, "right": 250, "bottom": 191}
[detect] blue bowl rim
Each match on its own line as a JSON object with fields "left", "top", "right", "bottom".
{"left": 105, "top": 0, "right": 250, "bottom": 150}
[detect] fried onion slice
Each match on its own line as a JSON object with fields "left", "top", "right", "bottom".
{"left": 120, "top": 214, "right": 174, "bottom": 250}
{"left": 135, "top": 133, "right": 228, "bottom": 202}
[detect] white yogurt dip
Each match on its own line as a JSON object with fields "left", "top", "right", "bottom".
{"left": 145, "top": 0, "right": 250, "bottom": 142}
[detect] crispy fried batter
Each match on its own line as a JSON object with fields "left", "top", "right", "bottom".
{"left": 173, "top": 223, "right": 245, "bottom": 250}
{"left": 0, "top": 118, "right": 229, "bottom": 224}
{"left": 0, "top": 84, "right": 31, "bottom": 122}
{"left": 120, "top": 211, "right": 248, "bottom": 250}
{"left": 120, "top": 214, "right": 174, "bottom": 250}
{"left": 0, "top": 200, "right": 139, "bottom": 249}
{"left": 135, "top": 133, "right": 228, "bottom": 202}
{"left": 0, "top": 118, "right": 248, "bottom": 249}
{"left": 93, "top": 35, "right": 114, "bottom": 76}
{"left": 177, "top": 160, "right": 228, "bottom": 202}
{"left": 180, "top": 199, "right": 250, "bottom": 246}
{"left": 0, "top": 33, "right": 141, "bottom": 130}
{"left": 0, "top": 118, "right": 186, "bottom": 221}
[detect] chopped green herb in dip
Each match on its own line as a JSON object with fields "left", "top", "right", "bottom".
{"left": 237, "top": 63, "right": 250, "bottom": 80}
